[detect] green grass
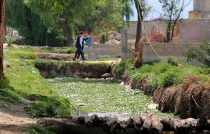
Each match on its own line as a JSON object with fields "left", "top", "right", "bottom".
{"left": 7, "top": 44, "right": 76, "bottom": 54}
{"left": 97, "top": 57, "right": 120, "bottom": 61}
{"left": 3, "top": 47, "right": 74, "bottom": 119}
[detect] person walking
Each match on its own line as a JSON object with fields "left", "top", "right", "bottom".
{"left": 77, "top": 36, "right": 89, "bottom": 60}
{"left": 73, "top": 31, "right": 86, "bottom": 61}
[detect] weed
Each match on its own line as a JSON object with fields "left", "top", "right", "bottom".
{"left": 0, "top": 75, "right": 10, "bottom": 88}
{"left": 151, "top": 62, "right": 171, "bottom": 74}
{"left": 150, "top": 76, "right": 159, "bottom": 90}
{"left": 167, "top": 55, "right": 178, "bottom": 66}
{"left": 114, "top": 58, "right": 134, "bottom": 75}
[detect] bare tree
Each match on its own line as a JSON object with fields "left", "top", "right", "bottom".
{"left": 159, "top": 0, "right": 191, "bottom": 43}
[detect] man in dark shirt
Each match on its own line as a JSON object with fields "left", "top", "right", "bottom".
{"left": 73, "top": 31, "right": 86, "bottom": 61}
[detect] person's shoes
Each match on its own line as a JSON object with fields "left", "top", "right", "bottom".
{"left": 82, "top": 58, "right": 86, "bottom": 61}
{"left": 73, "top": 58, "right": 76, "bottom": 61}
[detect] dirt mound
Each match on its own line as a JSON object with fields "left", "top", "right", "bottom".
{"left": 129, "top": 75, "right": 210, "bottom": 119}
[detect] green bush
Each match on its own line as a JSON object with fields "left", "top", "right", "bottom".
{"left": 151, "top": 62, "right": 171, "bottom": 74}
{"left": 184, "top": 41, "right": 210, "bottom": 67}
{"left": 167, "top": 56, "right": 178, "bottom": 66}
{"left": 100, "top": 34, "right": 106, "bottom": 43}
{"left": 160, "top": 68, "right": 182, "bottom": 88}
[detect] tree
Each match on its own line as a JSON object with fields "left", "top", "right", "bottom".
{"left": 26, "top": 0, "right": 125, "bottom": 45}
{"left": 25, "top": 0, "right": 93, "bottom": 46}
{"left": 159, "top": 0, "right": 191, "bottom": 43}
{"left": 123, "top": 0, "right": 151, "bottom": 68}
{"left": 80, "top": 0, "right": 124, "bottom": 35}
{"left": 0, "top": 0, "right": 6, "bottom": 80}
{"left": 6, "top": 0, "right": 64, "bottom": 46}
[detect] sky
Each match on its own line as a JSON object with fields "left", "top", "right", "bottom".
{"left": 130, "top": 0, "right": 193, "bottom": 21}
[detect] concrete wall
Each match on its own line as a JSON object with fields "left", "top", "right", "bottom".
{"left": 179, "top": 19, "right": 210, "bottom": 43}
{"left": 86, "top": 43, "right": 121, "bottom": 60}
{"left": 125, "top": 20, "right": 166, "bottom": 39}
{"left": 142, "top": 43, "right": 200, "bottom": 64}
{"left": 86, "top": 30, "right": 134, "bottom": 61}
{"left": 126, "top": 19, "right": 210, "bottom": 43}
{"left": 193, "top": 0, "right": 210, "bottom": 18}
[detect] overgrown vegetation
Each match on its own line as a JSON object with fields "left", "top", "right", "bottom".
{"left": 115, "top": 56, "right": 209, "bottom": 90}
{"left": 114, "top": 58, "right": 134, "bottom": 75}
{"left": 184, "top": 40, "right": 210, "bottom": 68}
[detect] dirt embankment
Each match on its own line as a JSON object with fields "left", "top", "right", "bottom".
{"left": 130, "top": 75, "right": 210, "bottom": 119}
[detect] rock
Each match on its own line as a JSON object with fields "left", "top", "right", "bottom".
{"left": 47, "top": 56, "right": 61, "bottom": 60}
{"left": 101, "top": 73, "right": 110, "bottom": 78}
{"left": 148, "top": 104, "right": 158, "bottom": 109}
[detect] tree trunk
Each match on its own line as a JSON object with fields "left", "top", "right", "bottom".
{"left": 59, "top": 16, "right": 73, "bottom": 46}
{"left": 134, "top": 0, "right": 143, "bottom": 68}
{"left": 0, "top": 0, "right": 5, "bottom": 79}
{"left": 166, "top": 22, "right": 171, "bottom": 43}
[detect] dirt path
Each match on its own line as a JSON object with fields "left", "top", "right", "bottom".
{"left": 0, "top": 100, "right": 35, "bottom": 134}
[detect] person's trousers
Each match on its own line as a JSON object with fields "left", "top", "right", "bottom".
{"left": 74, "top": 47, "right": 81, "bottom": 59}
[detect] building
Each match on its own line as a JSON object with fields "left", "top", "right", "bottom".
{"left": 189, "top": 0, "right": 210, "bottom": 18}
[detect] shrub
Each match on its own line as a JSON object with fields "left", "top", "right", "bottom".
{"left": 100, "top": 34, "right": 106, "bottom": 43}
{"left": 184, "top": 40, "right": 210, "bottom": 67}
{"left": 160, "top": 68, "right": 182, "bottom": 88}
{"left": 139, "top": 64, "right": 152, "bottom": 73}
{"left": 167, "top": 55, "right": 178, "bottom": 66}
